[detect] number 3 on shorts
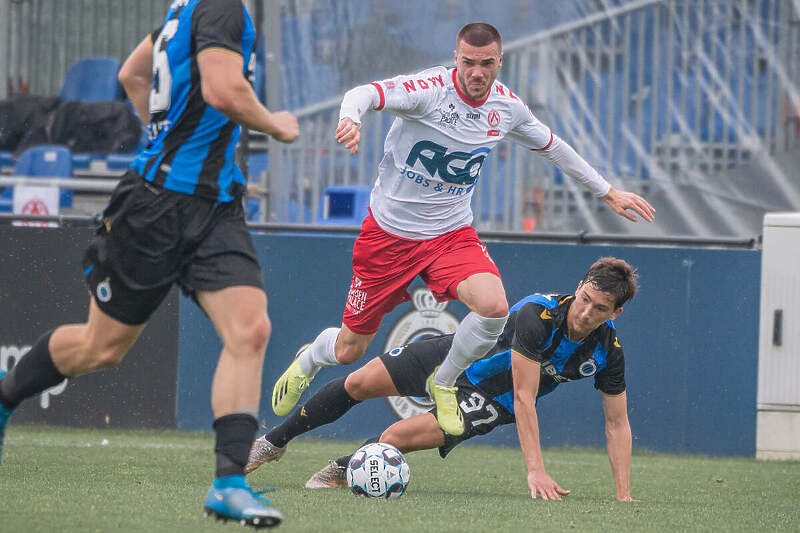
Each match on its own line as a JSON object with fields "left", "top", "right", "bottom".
{"left": 459, "top": 391, "right": 499, "bottom": 427}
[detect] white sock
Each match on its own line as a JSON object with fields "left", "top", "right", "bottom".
{"left": 298, "top": 327, "right": 340, "bottom": 377}
{"left": 434, "top": 312, "right": 508, "bottom": 387}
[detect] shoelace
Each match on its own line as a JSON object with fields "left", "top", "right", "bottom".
{"left": 250, "top": 487, "right": 277, "bottom": 506}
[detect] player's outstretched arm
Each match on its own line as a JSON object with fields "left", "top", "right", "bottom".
{"left": 529, "top": 132, "right": 655, "bottom": 223}
{"left": 118, "top": 35, "right": 154, "bottom": 125}
{"left": 511, "top": 351, "right": 570, "bottom": 501}
{"left": 602, "top": 391, "right": 635, "bottom": 501}
{"left": 197, "top": 49, "right": 299, "bottom": 143}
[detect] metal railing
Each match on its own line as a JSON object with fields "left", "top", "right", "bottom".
{"left": 2, "top": 0, "right": 797, "bottom": 237}
{"left": 0, "top": 210, "right": 760, "bottom": 249}
{"left": 259, "top": 0, "right": 800, "bottom": 237}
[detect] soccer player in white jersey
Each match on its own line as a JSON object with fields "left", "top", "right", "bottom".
{"left": 272, "top": 23, "right": 655, "bottom": 436}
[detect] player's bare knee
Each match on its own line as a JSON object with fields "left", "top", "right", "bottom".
{"left": 474, "top": 298, "right": 509, "bottom": 318}
{"left": 343, "top": 370, "right": 375, "bottom": 400}
{"left": 226, "top": 315, "right": 271, "bottom": 357}
{"left": 378, "top": 428, "right": 403, "bottom": 449}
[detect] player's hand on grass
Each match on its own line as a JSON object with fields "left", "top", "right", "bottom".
{"left": 602, "top": 187, "right": 656, "bottom": 222}
{"left": 336, "top": 118, "right": 361, "bottom": 154}
{"left": 527, "top": 470, "right": 570, "bottom": 501}
{"left": 268, "top": 111, "right": 300, "bottom": 143}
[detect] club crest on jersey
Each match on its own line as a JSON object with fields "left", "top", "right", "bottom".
{"left": 384, "top": 287, "right": 461, "bottom": 420}
{"left": 488, "top": 109, "right": 501, "bottom": 127}
{"left": 579, "top": 359, "right": 598, "bottom": 376}
{"left": 406, "top": 140, "right": 490, "bottom": 185}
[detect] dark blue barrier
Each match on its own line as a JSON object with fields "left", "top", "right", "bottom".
{"left": 176, "top": 234, "right": 760, "bottom": 457}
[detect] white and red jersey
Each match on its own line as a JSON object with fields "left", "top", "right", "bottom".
{"left": 340, "top": 65, "right": 610, "bottom": 240}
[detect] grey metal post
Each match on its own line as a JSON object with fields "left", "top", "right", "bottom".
{"left": 263, "top": 0, "right": 283, "bottom": 222}
{"left": 0, "top": 0, "right": 10, "bottom": 99}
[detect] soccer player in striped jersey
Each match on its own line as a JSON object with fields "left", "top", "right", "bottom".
{"left": 254, "top": 257, "right": 638, "bottom": 502}
{"left": 0, "top": 0, "right": 297, "bottom": 527}
{"left": 272, "top": 23, "right": 654, "bottom": 438}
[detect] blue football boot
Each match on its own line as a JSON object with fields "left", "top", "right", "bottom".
{"left": 0, "top": 370, "right": 13, "bottom": 464}
{"left": 203, "top": 475, "right": 283, "bottom": 528}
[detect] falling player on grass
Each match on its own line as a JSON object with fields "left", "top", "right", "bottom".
{"left": 254, "top": 257, "right": 639, "bottom": 501}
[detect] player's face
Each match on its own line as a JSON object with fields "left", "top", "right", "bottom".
{"left": 454, "top": 40, "right": 502, "bottom": 101}
{"left": 568, "top": 282, "right": 622, "bottom": 340}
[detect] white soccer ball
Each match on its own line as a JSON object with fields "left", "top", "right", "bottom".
{"left": 346, "top": 442, "right": 411, "bottom": 499}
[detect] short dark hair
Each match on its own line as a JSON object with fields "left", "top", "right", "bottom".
{"left": 457, "top": 23, "right": 502, "bottom": 50}
{"left": 581, "top": 257, "right": 639, "bottom": 308}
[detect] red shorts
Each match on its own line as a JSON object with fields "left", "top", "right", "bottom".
{"left": 342, "top": 214, "right": 501, "bottom": 335}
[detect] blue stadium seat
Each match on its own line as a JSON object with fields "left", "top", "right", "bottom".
{"left": 60, "top": 57, "right": 123, "bottom": 102}
{"left": 11, "top": 145, "right": 74, "bottom": 208}
{"left": 71, "top": 152, "right": 106, "bottom": 170}
{"left": 0, "top": 151, "right": 13, "bottom": 168}
{"left": 317, "top": 185, "right": 371, "bottom": 226}
{"left": 106, "top": 129, "right": 149, "bottom": 170}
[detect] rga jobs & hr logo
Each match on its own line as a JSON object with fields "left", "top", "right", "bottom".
{"left": 384, "top": 287, "right": 461, "bottom": 419}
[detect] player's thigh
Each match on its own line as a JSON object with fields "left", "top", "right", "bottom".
{"left": 378, "top": 334, "right": 454, "bottom": 397}
{"left": 343, "top": 216, "right": 425, "bottom": 336}
{"left": 344, "top": 357, "right": 398, "bottom": 400}
{"left": 380, "top": 413, "right": 445, "bottom": 452}
{"left": 420, "top": 226, "right": 504, "bottom": 311}
{"left": 182, "top": 202, "right": 268, "bottom": 347}
{"left": 83, "top": 172, "right": 184, "bottom": 326}
{"left": 196, "top": 285, "right": 269, "bottom": 349}
{"left": 455, "top": 271, "right": 509, "bottom": 317}
{"left": 84, "top": 297, "right": 147, "bottom": 352}
{"left": 50, "top": 297, "right": 146, "bottom": 374}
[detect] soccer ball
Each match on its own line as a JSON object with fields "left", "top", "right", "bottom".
{"left": 346, "top": 442, "right": 411, "bottom": 499}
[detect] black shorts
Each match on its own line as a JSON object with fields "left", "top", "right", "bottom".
{"left": 379, "top": 335, "right": 515, "bottom": 458}
{"left": 82, "top": 170, "right": 264, "bottom": 325}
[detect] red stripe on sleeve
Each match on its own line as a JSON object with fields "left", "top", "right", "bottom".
{"left": 530, "top": 132, "right": 554, "bottom": 151}
{"left": 370, "top": 82, "right": 385, "bottom": 111}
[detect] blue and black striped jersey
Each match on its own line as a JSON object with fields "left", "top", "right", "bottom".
{"left": 131, "top": 0, "right": 256, "bottom": 202}
{"left": 461, "top": 293, "right": 626, "bottom": 415}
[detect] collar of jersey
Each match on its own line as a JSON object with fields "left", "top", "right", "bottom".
{"left": 451, "top": 68, "right": 491, "bottom": 108}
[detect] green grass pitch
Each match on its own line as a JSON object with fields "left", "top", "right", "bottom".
{"left": 0, "top": 426, "right": 798, "bottom": 532}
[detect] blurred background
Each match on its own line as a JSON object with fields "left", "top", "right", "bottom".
{"left": 1, "top": 0, "right": 799, "bottom": 466}
{"left": 2, "top": 0, "right": 798, "bottom": 238}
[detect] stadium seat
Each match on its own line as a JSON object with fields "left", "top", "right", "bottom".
{"left": 12, "top": 145, "right": 74, "bottom": 208}
{"left": 71, "top": 152, "right": 105, "bottom": 170}
{"left": 0, "top": 151, "right": 13, "bottom": 169}
{"left": 106, "top": 129, "right": 149, "bottom": 171}
{"left": 60, "top": 57, "right": 124, "bottom": 102}
{"left": 317, "top": 185, "right": 371, "bottom": 226}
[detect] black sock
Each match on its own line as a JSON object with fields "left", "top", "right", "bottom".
{"left": 214, "top": 413, "right": 258, "bottom": 479}
{"left": 0, "top": 330, "right": 65, "bottom": 409}
{"left": 335, "top": 436, "right": 380, "bottom": 468}
{"left": 266, "top": 377, "right": 361, "bottom": 448}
